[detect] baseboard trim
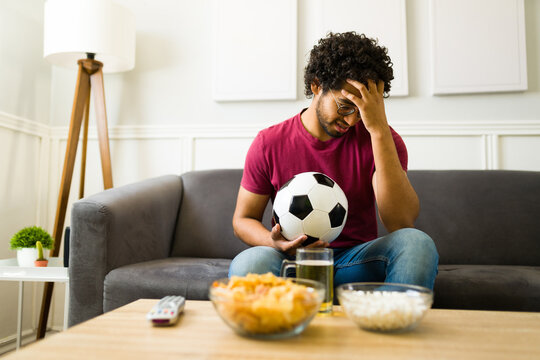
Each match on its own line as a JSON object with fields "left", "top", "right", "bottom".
{"left": 0, "top": 328, "right": 35, "bottom": 356}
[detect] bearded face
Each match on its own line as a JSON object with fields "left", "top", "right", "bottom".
{"left": 314, "top": 92, "right": 356, "bottom": 138}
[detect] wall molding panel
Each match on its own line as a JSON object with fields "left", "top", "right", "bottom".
{"left": 319, "top": 0, "right": 409, "bottom": 97}
{"left": 212, "top": 0, "right": 298, "bottom": 101}
{"left": 44, "top": 120, "right": 540, "bottom": 175}
{"left": 0, "top": 111, "right": 50, "bottom": 138}
{"left": 4, "top": 114, "right": 540, "bottom": 183}
{"left": 430, "top": 0, "right": 527, "bottom": 95}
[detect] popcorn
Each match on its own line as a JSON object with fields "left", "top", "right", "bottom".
{"left": 339, "top": 290, "right": 431, "bottom": 331}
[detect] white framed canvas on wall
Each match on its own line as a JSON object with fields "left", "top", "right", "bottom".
{"left": 317, "top": 0, "right": 409, "bottom": 97}
{"left": 429, "top": 0, "right": 527, "bottom": 95}
{"left": 212, "top": 0, "right": 297, "bottom": 101}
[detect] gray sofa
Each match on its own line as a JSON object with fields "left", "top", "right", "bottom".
{"left": 68, "top": 169, "right": 540, "bottom": 326}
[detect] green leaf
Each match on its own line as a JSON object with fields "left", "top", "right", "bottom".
{"left": 9, "top": 226, "right": 54, "bottom": 250}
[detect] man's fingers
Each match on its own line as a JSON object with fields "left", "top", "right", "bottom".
{"left": 271, "top": 227, "right": 328, "bottom": 252}
{"left": 358, "top": 83, "right": 370, "bottom": 99}
{"left": 341, "top": 88, "right": 356, "bottom": 100}
{"left": 347, "top": 78, "right": 384, "bottom": 98}
{"left": 341, "top": 89, "right": 362, "bottom": 107}
{"left": 292, "top": 235, "right": 307, "bottom": 246}
{"left": 270, "top": 224, "right": 281, "bottom": 240}
{"left": 367, "top": 79, "right": 378, "bottom": 93}
{"left": 271, "top": 225, "right": 307, "bottom": 252}
{"left": 346, "top": 78, "right": 369, "bottom": 98}
{"left": 283, "top": 235, "right": 306, "bottom": 251}
{"left": 377, "top": 80, "right": 384, "bottom": 94}
{"left": 346, "top": 78, "right": 362, "bottom": 88}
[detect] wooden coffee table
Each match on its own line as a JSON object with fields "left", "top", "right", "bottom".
{"left": 4, "top": 299, "right": 540, "bottom": 359}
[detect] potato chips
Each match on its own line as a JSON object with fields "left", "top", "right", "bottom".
{"left": 210, "top": 273, "right": 320, "bottom": 334}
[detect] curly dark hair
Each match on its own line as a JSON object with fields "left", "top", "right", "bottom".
{"left": 304, "top": 32, "right": 394, "bottom": 98}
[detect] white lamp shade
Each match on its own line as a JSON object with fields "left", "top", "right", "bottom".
{"left": 44, "top": 0, "right": 135, "bottom": 73}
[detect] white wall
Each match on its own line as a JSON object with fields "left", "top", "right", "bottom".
{"left": 47, "top": 0, "right": 540, "bottom": 176}
{"left": 1, "top": 0, "right": 540, "bottom": 346}
{"left": 0, "top": 2, "right": 51, "bottom": 124}
{"left": 0, "top": 0, "right": 52, "bottom": 347}
{"left": 48, "top": 0, "right": 540, "bottom": 127}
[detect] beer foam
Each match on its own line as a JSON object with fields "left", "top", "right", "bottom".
{"left": 296, "top": 260, "right": 333, "bottom": 266}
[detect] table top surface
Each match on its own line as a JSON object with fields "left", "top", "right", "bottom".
{"left": 5, "top": 299, "right": 540, "bottom": 360}
{"left": 0, "top": 257, "right": 68, "bottom": 282}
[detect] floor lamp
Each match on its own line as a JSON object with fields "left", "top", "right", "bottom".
{"left": 40, "top": 0, "right": 135, "bottom": 339}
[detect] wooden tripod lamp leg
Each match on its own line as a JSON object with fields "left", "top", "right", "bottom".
{"left": 79, "top": 91, "right": 91, "bottom": 199}
{"left": 38, "top": 58, "right": 114, "bottom": 339}
{"left": 90, "top": 67, "right": 113, "bottom": 189}
{"left": 37, "top": 63, "right": 91, "bottom": 340}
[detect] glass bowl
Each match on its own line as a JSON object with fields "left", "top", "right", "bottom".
{"left": 209, "top": 274, "right": 325, "bottom": 339}
{"left": 337, "top": 282, "right": 433, "bottom": 333}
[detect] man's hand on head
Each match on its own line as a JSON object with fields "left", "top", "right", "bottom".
{"left": 341, "top": 79, "right": 389, "bottom": 136}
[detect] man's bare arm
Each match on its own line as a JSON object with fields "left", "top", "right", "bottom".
{"left": 232, "top": 186, "right": 326, "bottom": 254}
{"left": 372, "top": 166, "right": 419, "bottom": 232}
{"left": 232, "top": 186, "right": 274, "bottom": 247}
{"left": 343, "top": 79, "right": 419, "bottom": 232}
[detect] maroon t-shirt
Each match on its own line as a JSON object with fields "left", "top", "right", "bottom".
{"left": 241, "top": 110, "right": 408, "bottom": 248}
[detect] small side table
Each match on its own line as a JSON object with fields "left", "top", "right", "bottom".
{"left": 0, "top": 257, "right": 69, "bottom": 350}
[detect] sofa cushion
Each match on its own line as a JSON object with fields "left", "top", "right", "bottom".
{"left": 434, "top": 265, "right": 540, "bottom": 311}
{"left": 103, "top": 257, "right": 231, "bottom": 312}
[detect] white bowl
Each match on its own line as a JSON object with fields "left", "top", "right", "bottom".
{"left": 337, "top": 282, "right": 433, "bottom": 333}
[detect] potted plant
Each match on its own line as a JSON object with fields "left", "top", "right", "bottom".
{"left": 10, "top": 226, "right": 54, "bottom": 267}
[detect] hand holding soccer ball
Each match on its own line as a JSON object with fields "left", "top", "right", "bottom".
{"left": 272, "top": 172, "right": 348, "bottom": 245}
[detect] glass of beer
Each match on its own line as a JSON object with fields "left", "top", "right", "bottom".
{"left": 280, "top": 248, "right": 334, "bottom": 314}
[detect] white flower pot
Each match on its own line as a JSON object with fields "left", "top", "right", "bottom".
{"left": 17, "top": 248, "right": 39, "bottom": 267}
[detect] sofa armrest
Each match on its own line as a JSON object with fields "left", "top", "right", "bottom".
{"left": 68, "top": 175, "right": 182, "bottom": 326}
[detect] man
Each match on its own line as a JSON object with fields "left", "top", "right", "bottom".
{"left": 229, "top": 32, "right": 438, "bottom": 290}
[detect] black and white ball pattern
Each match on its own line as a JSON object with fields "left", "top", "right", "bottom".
{"left": 272, "top": 172, "right": 348, "bottom": 245}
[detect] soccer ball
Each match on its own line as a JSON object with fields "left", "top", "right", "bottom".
{"left": 272, "top": 172, "right": 348, "bottom": 245}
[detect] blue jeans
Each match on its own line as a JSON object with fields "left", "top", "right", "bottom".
{"left": 228, "top": 228, "right": 439, "bottom": 290}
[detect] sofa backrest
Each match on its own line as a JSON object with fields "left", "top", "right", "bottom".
{"left": 170, "top": 169, "right": 273, "bottom": 259}
{"left": 172, "top": 169, "right": 540, "bottom": 266}
{"left": 378, "top": 170, "right": 540, "bottom": 266}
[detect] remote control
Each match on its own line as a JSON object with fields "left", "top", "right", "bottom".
{"left": 147, "top": 296, "right": 185, "bottom": 326}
